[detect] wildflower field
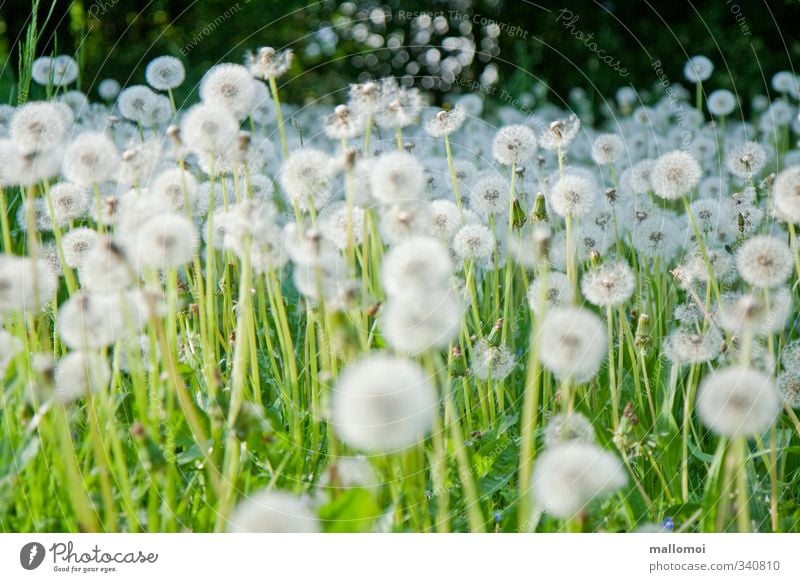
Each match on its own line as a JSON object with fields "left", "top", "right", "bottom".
{"left": 3, "top": 3, "right": 800, "bottom": 536}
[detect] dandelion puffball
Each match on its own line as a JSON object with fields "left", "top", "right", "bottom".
{"left": 227, "top": 490, "right": 320, "bottom": 533}
{"left": 492, "top": 124, "right": 537, "bottom": 165}
{"left": 736, "top": 234, "right": 793, "bottom": 288}
{"left": 549, "top": 174, "right": 597, "bottom": 218}
{"left": 539, "top": 307, "right": 607, "bottom": 382}
{"left": 651, "top": 150, "right": 702, "bottom": 200}
{"left": 332, "top": 354, "right": 437, "bottom": 453}
{"left": 54, "top": 351, "right": 111, "bottom": 404}
{"left": 581, "top": 260, "right": 635, "bottom": 308}
{"left": 531, "top": 442, "right": 626, "bottom": 519}
{"left": 696, "top": 366, "right": 780, "bottom": 437}
{"left": 145, "top": 56, "right": 185, "bottom": 91}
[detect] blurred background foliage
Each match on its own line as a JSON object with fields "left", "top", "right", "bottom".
{"left": 0, "top": 0, "right": 799, "bottom": 110}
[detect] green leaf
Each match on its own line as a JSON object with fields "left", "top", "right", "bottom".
{"left": 318, "top": 488, "right": 381, "bottom": 533}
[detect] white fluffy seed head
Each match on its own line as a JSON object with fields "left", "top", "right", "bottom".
{"left": 492, "top": 124, "right": 537, "bottom": 165}
{"left": 697, "top": 366, "right": 780, "bottom": 437}
{"left": 56, "top": 291, "right": 134, "bottom": 350}
{"left": 200, "top": 63, "right": 256, "bottom": 120}
{"left": 550, "top": 174, "right": 597, "bottom": 218}
{"left": 590, "top": 133, "right": 624, "bottom": 166}
{"left": 117, "top": 85, "right": 157, "bottom": 124}
{"left": 717, "top": 287, "right": 791, "bottom": 336}
{"left": 63, "top": 132, "right": 121, "bottom": 184}
{"left": 54, "top": 351, "right": 111, "bottom": 404}
{"left": 651, "top": 150, "right": 702, "bottom": 200}
{"left": 61, "top": 227, "right": 99, "bottom": 269}
{"left": 145, "top": 56, "right": 185, "bottom": 90}
{"left": 131, "top": 213, "right": 199, "bottom": 269}
{"left": 726, "top": 141, "right": 767, "bottom": 179}
{"left": 543, "top": 412, "right": 596, "bottom": 448}
{"left": 381, "top": 236, "right": 453, "bottom": 298}
{"left": 48, "top": 182, "right": 90, "bottom": 225}
{"left": 580, "top": 260, "right": 635, "bottom": 308}
{"left": 527, "top": 271, "right": 574, "bottom": 315}
{"left": 631, "top": 213, "right": 684, "bottom": 261}
{"left": 453, "top": 223, "right": 496, "bottom": 263}
{"left": 707, "top": 89, "right": 737, "bottom": 116}
{"left": 539, "top": 307, "right": 607, "bottom": 382}
{"left": 318, "top": 200, "right": 365, "bottom": 250}
{"left": 180, "top": 103, "right": 239, "bottom": 156}
{"left": 78, "top": 236, "right": 133, "bottom": 294}
{"left": 369, "top": 151, "right": 427, "bottom": 203}
{"left": 684, "top": 55, "right": 714, "bottom": 83}
{"left": 773, "top": 166, "right": 800, "bottom": 223}
{"left": 148, "top": 167, "right": 199, "bottom": 214}
{"left": 10, "top": 101, "right": 69, "bottom": 153}
{"left": 468, "top": 175, "right": 509, "bottom": 219}
{"left": 663, "top": 327, "right": 722, "bottom": 365}
{"left": 381, "top": 291, "right": 463, "bottom": 355}
{"left": 227, "top": 490, "right": 320, "bottom": 533}
{"left": 278, "top": 148, "right": 334, "bottom": 212}
{"left": 430, "top": 199, "right": 463, "bottom": 241}
{"left": 471, "top": 338, "right": 515, "bottom": 381}
{"left": 98, "top": 79, "right": 121, "bottom": 101}
{"left": 531, "top": 441, "right": 626, "bottom": 519}
{"left": 777, "top": 369, "right": 800, "bottom": 409}
{"left": 736, "top": 234, "right": 793, "bottom": 288}
{"left": 332, "top": 354, "right": 437, "bottom": 453}
{"left": 0, "top": 255, "right": 57, "bottom": 314}
{"left": 425, "top": 106, "right": 466, "bottom": 137}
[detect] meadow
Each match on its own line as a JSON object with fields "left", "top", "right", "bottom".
{"left": 2, "top": 33, "right": 800, "bottom": 534}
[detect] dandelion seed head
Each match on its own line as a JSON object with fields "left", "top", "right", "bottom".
{"left": 98, "top": 79, "right": 121, "bottom": 101}
{"left": 132, "top": 213, "right": 199, "bottom": 269}
{"left": 591, "top": 133, "right": 624, "bottom": 166}
{"left": 382, "top": 236, "right": 453, "bottom": 298}
{"left": 492, "top": 124, "right": 537, "bottom": 165}
{"left": 430, "top": 199, "right": 462, "bottom": 241}
{"left": 369, "top": 151, "right": 427, "bottom": 203}
{"left": 318, "top": 200, "right": 365, "bottom": 250}
{"left": 736, "top": 234, "right": 793, "bottom": 288}
{"left": 245, "top": 47, "right": 294, "bottom": 80}
{"left": 540, "top": 307, "right": 607, "bottom": 382}
{"left": 10, "top": 102, "right": 69, "bottom": 153}
{"left": 651, "top": 150, "right": 702, "bottom": 200}
{"left": 425, "top": 106, "right": 466, "bottom": 138}
{"left": 145, "top": 56, "right": 185, "bottom": 91}
{"left": 228, "top": 490, "right": 319, "bottom": 533}
{"left": 63, "top": 132, "right": 121, "bottom": 184}
{"left": 697, "top": 366, "right": 779, "bottom": 437}
{"left": 726, "top": 141, "right": 767, "bottom": 179}
{"left": 581, "top": 260, "right": 635, "bottom": 308}
{"left": 684, "top": 55, "right": 714, "bottom": 83}
{"left": 279, "top": 148, "right": 334, "bottom": 212}
{"left": 663, "top": 327, "right": 722, "bottom": 365}
{"left": 471, "top": 338, "right": 515, "bottom": 381}
{"left": 61, "top": 227, "right": 99, "bottom": 269}
{"left": 549, "top": 174, "right": 597, "bottom": 218}
{"left": 707, "top": 89, "right": 737, "bottom": 117}
{"left": 543, "top": 412, "right": 596, "bottom": 448}
{"left": 332, "top": 353, "right": 437, "bottom": 452}
{"left": 777, "top": 369, "right": 800, "bottom": 408}
{"left": 453, "top": 223, "right": 495, "bottom": 263}
{"left": 527, "top": 271, "right": 574, "bottom": 315}
{"left": 54, "top": 351, "right": 111, "bottom": 404}
{"left": 468, "top": 175, "right": 509, "bottom": 219}
{"left": 200, "top": 63, "right": 256, "bottom": 120}
{"left": 531, "top": 441, "right": 626, "bottom": 520}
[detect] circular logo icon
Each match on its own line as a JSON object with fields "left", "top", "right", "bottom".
{"left": 20, "top": 542, "right": 46, "bottom": 570}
